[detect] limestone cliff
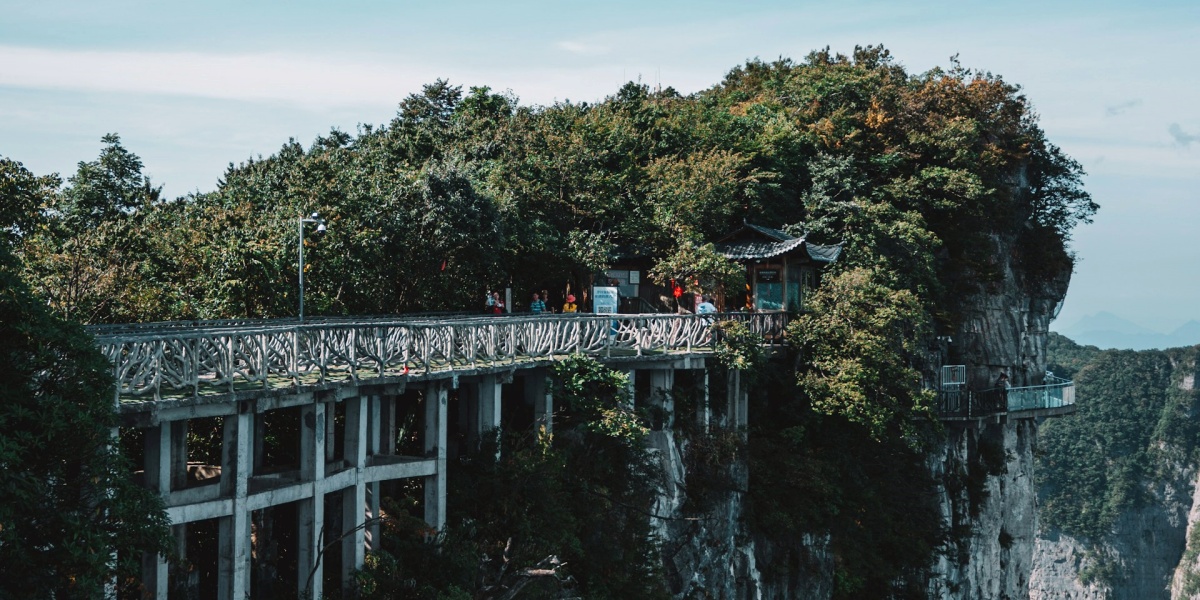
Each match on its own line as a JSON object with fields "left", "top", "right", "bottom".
{"left": 649, "top": 231, "right": 1073, "bottom": 598}
{"left": 1028, "top": 345, "right": 1200, "bottom": 600}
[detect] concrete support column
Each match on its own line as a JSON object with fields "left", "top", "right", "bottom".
{"left": 141, "top": 423, "right": 173, "bottom": 597}
{"left": 625, "top": 369, "right": 637, "bottom": 406}
{"left": 472, "top": 375, "right": 503, "bottom": 455}
{"left": 726, "top": 369, "right": 748, "bottom": 429}
{"left": 526, "top": 369, "right": 553, "bottom": 435}
{"left": 341, "top": 396, "right": 368, "bottom": 587}
{"left": 380, "top": 395, "right": 397, "bottom": 455}
{"left": 424, "top": 383, "right": 448, "bottom": 530}
{"left": 366, "top": 395, "right": 382, "bottom": 551}
{"left": 648, "top": 369, "right": 675, "bottom": 429}
{"left": 298, "top": 402, "right": 327, "bottom": 600}
{"left": 217, "top": 409, "right": 252, "bottom": 600}
{"left": 169, "top": 420, "right": 188, "bottom": 492}
{"left": 697, "top": 370, "right": 711, "bottom": 432}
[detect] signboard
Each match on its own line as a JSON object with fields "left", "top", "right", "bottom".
{"left": 757, "top": 269, "right": 780, "bottom": 283}
{"left": 592, "top": 286, "right": 619, "bottom": 314}
{"left": 628, "top": 270, "right": 640, "bottom": 284}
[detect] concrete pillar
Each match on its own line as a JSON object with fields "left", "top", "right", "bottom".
{"left": 366, "top": 395, "right": 382, "bottom": 550}
{"left": 325, "top": 401, "right": 337, "bottom": 463}
{"left": 526, "top": 370, "right": 553, "bottom": 435}
{"left": 218, "top": 410, "right": 252, "bottom": 600}
{"left": 381, "top": 395, "right": 397, "bottom": 455}
{"left": 424, "top": 383, "right": 448, "bottom": 530}
{"left": 726, "top": 369, "right": 748, "bottom": 429}
{"left": 697, "top": 370, "right": 711, "bottom": 432}
{"left": 648, "top": 369, "right": 675, "bottom": 429}
{"left": 472, "top": 375, "right": 503, "bottom": 455}
{"left": 341, "top": 396, "right": 368, "bottom": 586}
{"left": 169, "top": 420, "right": 188, "bottom": 492}
{"left": 141, "top": 423, "right": 173, "bottom": 597}
{"left": 298, "top": 402, "right": 327, "bottom": 600}
{"left": 625, "top": 369, "right": 637, "bottom": 406}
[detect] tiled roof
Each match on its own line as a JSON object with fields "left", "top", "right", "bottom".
{"left": 718, "top": 236, "right": 807, "bottom": 260}
{"left": 714, "top": 222, "right": 842, "bottom": 262}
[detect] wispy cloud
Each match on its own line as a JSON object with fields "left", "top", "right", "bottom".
{"left": 1168, "top": 123, "right": 1200, "bottom": 147}
{"left": 0, "top": 45, "right": 437, "bottom": 109}
{"left": 556, "top": 40, "right": 611, "bottom": 56}
{"left": 1105, "top": 99, "right": 1141, "bottom": 116}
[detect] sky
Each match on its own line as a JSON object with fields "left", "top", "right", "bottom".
{"left": 2, "top": 0, "right": 1198, "bottom": 333}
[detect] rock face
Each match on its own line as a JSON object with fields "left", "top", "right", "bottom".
{"left": 926, "top": 420, "right": 1039, "bottom": 599}
{"left": 648, "top": 231, "right": 1072, "bottom": 597}
{"left": 1028, "top": 463, "right": 1196, "bottom": 599}
{"left": 1028, "top": 352, "right": 1200, "bottom": 600}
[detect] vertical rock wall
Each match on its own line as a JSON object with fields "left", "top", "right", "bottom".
{"left": 652, "top": 232, "right": 1073, "bottom": 598}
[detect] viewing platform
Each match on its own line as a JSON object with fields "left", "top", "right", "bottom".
{"left": 937, "top": 376, "right": 1077, "bottom": 422}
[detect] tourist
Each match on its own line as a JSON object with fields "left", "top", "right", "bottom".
{"left": 485, "top": 291, "right": 496, "bottom": 313}
{"left": 697, "top": 295, "right": 717, "bottom": 314}
{"left": 530, "top": 292, "right": 546, "bottom": 314}
{"left": 562, "top": 294, "right": 577, "bottom": 313}
{"left": 491, "top": 292, "right": 504, "bottom": 315}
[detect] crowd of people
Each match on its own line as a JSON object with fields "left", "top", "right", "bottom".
{"left": 484, "top": 288, "right": 721, "bottom": 315}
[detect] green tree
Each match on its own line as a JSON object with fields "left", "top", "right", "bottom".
{"left": 0, "top": 238, "right": 171, "bottom": 598}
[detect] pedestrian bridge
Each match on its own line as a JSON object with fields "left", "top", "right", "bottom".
{"left": 91, "top": 312, "right": 782, "bottom": 600}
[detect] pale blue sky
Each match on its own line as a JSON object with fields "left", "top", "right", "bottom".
{"left": 2, "top": 0, "right": 1198, "bottom": 332}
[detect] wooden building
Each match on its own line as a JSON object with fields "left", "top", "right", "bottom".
{"left": 715, "top": 223, "right": 842, "bottom": 312}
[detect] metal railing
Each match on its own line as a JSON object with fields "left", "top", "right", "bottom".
{"left": 936, "top": 378, "right": 1076, "bottom": 419}
{"left": 95, "top": 312, "right": 789, "bottom": 403}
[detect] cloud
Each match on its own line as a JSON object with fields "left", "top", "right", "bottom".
{"left": 556, "top": 41, "right": 611, "bottom": 56}
{"left": 1105, "top": 99, "right": 1141, "bottom": 116}
{"left": 0, "top": 45, "right": 441, "bottom": 110}
{"left": 1168, "top": 123, "right": 1200, "bottom": 147}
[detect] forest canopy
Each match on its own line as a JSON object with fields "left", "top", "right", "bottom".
{"left": 9, "top": 46, "right": 1093, "bottom": 329}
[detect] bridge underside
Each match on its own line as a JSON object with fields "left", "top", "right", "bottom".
{"left": 121, "top": 354, "right": 743, "bottom": 599}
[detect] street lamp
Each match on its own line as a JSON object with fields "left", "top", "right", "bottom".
{"left": 298, "top": 212, "right": 327, "bottom": 323}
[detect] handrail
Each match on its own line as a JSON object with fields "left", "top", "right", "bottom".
{"left": 95, "top": 312, "right": 790, "bottom": 403}
{"left": 937, "top": 380, "right": 1076, "bottom": 419}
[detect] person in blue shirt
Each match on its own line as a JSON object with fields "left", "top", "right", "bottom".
{"left": 530, "top": 292, "right": 547, "bottom": 314}
{"left": 697, "top": 296, "right": 718, "bottom": 314}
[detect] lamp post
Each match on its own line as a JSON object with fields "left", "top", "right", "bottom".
{"left": 298, "top": 212, "right": 326, "bottom": 323}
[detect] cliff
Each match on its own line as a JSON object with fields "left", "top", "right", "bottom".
{"left": 1028, "top": 342, "right": 1200, "bottom": 599}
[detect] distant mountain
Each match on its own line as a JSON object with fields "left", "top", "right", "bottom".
{"left": 1056, "top": 313, "right": 1200, "bottom": 350}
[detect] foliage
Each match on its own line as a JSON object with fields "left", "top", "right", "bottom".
{"left": 648, "top": 240, "right": 744, "bottom": 302}
{"left": 712, "top": 319, "right": 766, "bottom": 374}
{"left": 1038, "top": 335, "right": 1200, "bottom": 541}
{"left": 358, "top": 357, "right": 666, "bottom": 599}
{"left": 790, "top": 267, "right": 937, "bottom": 443}
{"left": 746, "top": 362, "right": 945, "bottom": 599}
{"left": 0, "top": 239, "right": 171, "bottom": 598}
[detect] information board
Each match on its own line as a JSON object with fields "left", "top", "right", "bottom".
{"left": 592, "top": 286, "right": 619, "bottom": 314}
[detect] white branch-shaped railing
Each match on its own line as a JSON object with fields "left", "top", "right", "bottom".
{"left": 94, "top": 313, "right": 789, "bottom": 403}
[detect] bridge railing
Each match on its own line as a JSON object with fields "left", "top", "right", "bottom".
{"left": 96, "top": 312, "right": 789, "bottom": 403}
{"left": 936, "top": 378, "right": 1076, "bottom": 419}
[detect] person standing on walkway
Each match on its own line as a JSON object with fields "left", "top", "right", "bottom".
{"left": 697, "top": 295, "right": 717, "bottom": 314}
{"left": 530, "top": 292, "right": 546, "bottom": 314}
{"left": 562, "top": 294, "right": 577, "bottom": 313}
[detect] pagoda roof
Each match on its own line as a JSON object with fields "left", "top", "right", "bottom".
{"left": 715, "top": 223, "right": 842, "bottom": 263}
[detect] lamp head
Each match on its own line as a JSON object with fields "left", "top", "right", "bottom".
{"left": 315, "top": 223, "right": 327, "bottom": 234}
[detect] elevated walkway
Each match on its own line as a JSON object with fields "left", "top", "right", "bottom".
{"left": 937, "top": 378, "right": 1077, "bottom": 422}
